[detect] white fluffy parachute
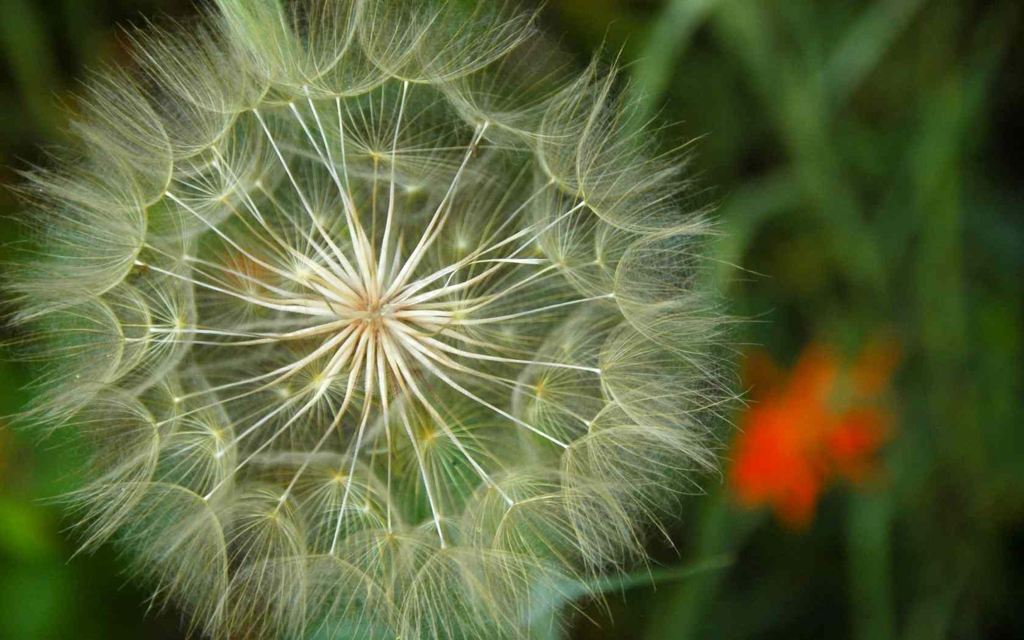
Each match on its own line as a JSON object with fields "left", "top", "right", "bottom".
{"left": 6, "top": 0, "right": 733, "bottom": 637}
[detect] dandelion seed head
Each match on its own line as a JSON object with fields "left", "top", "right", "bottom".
{"left": 5, "top": 0, "right": 734, "bottom": 637}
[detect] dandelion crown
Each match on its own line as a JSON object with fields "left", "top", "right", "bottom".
{"left": 7, "top": 1, "right": 731, "bottom": 637}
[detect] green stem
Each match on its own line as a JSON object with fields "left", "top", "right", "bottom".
{"left": 847, "top": 492, "right": 895, "bottom": 640}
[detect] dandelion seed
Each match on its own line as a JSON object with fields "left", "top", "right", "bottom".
{"left": 5, "top": 1, "right": 733, "bottom": 638}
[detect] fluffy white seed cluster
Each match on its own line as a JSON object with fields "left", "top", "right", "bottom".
{"left": 7, "top": 1, "right": 732, "bottom": 637}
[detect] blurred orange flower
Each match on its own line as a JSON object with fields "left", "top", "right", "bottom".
{"left": 730, "top": 339, "right": 899, "bottom": 528}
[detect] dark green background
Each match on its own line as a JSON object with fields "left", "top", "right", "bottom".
{"left": 1, "top": 1, "right": 1021, "bottom": 638}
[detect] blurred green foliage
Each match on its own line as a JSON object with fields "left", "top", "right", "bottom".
{"left": 1, "top": 0, "right": 1021, "bottom": 638}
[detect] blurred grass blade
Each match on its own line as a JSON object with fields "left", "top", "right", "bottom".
{"left": 825, "top": 0, "right": 927, "bottom": 105}
{"left": 0, "top": 0, "right": 60, "bottom": 135}
{"left": 589, "top": 554, "right": 734, "bottom": 594}
{"left": 527, "top": 554, "right": 734, "bottom": 638}
{"left": 633, "top": 0, "right": 723, "bottom": 117}
{"left": 712, "top": 170, "right": 801, "bottom": 288}
{"left": 60, "top": 0, "right": 104, "bottom": 70}
{"left": 645, "top": 497, "right": 763, "bottom": 640}
{"left": 847, "top": 493, "right": 895, "bottom": 640}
